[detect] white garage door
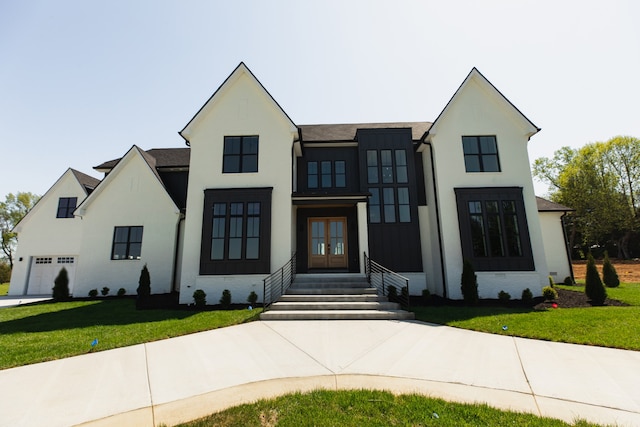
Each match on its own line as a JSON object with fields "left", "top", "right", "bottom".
{"left": 27, "top": 256, "right": 77, "bottom": 295}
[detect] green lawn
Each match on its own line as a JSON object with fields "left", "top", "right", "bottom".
{"left": 0, "top": 298, "right": 261, "bottom": 369}
{"left": 412, "top": 282, "right": 640, "bottom": 351}
{"left": 174, "top": 389, "right": 600, "bottom": 427}
{"left": 0, "top": 283, "right": 8, "bottom": 296}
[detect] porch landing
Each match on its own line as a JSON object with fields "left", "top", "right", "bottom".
{"left": 260, "top": 274, "right": 414, "bottom": 320}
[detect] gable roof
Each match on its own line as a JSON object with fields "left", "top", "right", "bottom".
{"left": 77, "top": 145, "right": 177, "bottom": 215}
{"left": 179, "top": 62, "right": 297, "bottom": 144}
{"left": 299, "top": 122, "right": 431, "bottom": 142}
{"left": 94, "top": 148, "right": 190, "bottom": 171}
{"left": 536, "top": 197, "right": 573, "bottom": 212}
{"left": 422, "top": 68, "right": 540, "bottom": 143}
{"left": 70, "top": 169, "right": 101, "bottom": 193}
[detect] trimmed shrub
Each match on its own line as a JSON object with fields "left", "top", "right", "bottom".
{"left": 136, "top": 264, "right": 151, "bottom": 309}
{"left": 193, "top": 289, "right": 207, "bottom": 308}
{"left": 421, "top": 288, "right": 431, "bottom": 303}
{"left": 542, "top": 286, "right": 558, "bottom": 301}
{"left": 602, "top": 251, "right": 620, "bottom": 288}
{"left": 387, "top": 285, "right": 398, "bottom": 303}
{"left": 219, "top": 289, "right": 231, "bottom": 308}
{"left": 548, "top": 276, "right": 555, "bottom": 288}
{"left": 88, "top": 289, "right": 98, "bottom": 298}
{"left": 117, "top": 288, "right": 126, "bottom": 297}
{"left": 585, "top": 253, "right": 607, "bottom": 305}
{"left": 498, "top": 290, "right": 511, "bottom": 304}
{"left": 563, "top": 276, "right": 574, "bottom": 286}
{"left": 247, "top": 291, "right": 258, "bottom": 306}
{"left": 460, "top": 259, "right": 478, "bottom": 304}
{"left": 521, "top": 288, "right": 533, "bottom": 305}
{"left": 52, "top": 267, "right": 70, "bottom": 301}
{"left": 101, "top": 286, "right": 110, "bottom": 296}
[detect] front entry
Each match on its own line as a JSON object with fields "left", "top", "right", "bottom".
{"left": 308, "top": 217, "right": 348, "bottom": 269}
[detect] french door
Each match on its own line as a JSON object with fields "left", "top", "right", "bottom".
{"left": 308, "top": 217, "right": 348, "bottom": 269}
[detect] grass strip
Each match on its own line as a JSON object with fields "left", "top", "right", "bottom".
{"left": 0, "top": 298, "right": 260, "bottom": 369}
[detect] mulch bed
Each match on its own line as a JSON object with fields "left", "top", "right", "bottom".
{"left": 533, "top": 288, "right": 628, "bottom": 310}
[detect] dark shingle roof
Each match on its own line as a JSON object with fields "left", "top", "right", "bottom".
{"left": 95, "top": 148, "right": 190, "bottom": 170}
{"left": 536, "top": 197, "right": 573, "bottom": 212}
{"left": 70, "top": 169, "right": 101, "bottom": 193}
{"left": 299, "top": 122, "right": 432, "bottom": 142}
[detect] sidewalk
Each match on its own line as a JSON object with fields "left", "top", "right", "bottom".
{"left": 1, "top": 320, "right": 639, "bottom": 426}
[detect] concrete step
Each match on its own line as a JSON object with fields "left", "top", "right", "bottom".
{"left": 278, "top": 294, "right": 382, "bottom": 303}
{"left": 294, "top": 274, "right": 368, "bottom": 285}
{"left": 260, "top": 309, "right": 415, "bottom": 321}
{"left": 286, "top": 287, "right": 378, "bottom": 295}
{"left": 269, "top": 301, "right": 401, "bottom": 311}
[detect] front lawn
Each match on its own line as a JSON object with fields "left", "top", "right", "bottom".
{"left": 175, "top": 389, "right": 600, "bottom": 427}
{"left": 0, "top": 283, "right": 8, "bottom": 296}
{"left": 411, "top": 282, "right": 640, "bottom": 351}
{"left": 0, "top": 298, "right": 261, "bottom": 370}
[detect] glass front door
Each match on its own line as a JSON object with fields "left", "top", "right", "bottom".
{"left": 308, "top": 217, "right": 348, "bottom": 269}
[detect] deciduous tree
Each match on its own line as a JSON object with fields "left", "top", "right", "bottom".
{"left": 0, "top": 192, "right": 40, "bottom": 268}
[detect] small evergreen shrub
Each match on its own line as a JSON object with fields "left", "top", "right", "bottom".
{"left": 602, "top": 251, "right": 620, "bottom": 288}
{"left": 88, "top": 289, "right": 98, "bottom": 298}
{"left": 247, "top": 291, "right": 258, "bottom": 306}
{"left": 193, "top": 289, "right": 207, "bottom": 308}
{"left": 52, "top": 267, "right": 70, "bottom": 301}
{"left": 563, "top": 276, "right": 574, "bottom": 286}
{"left": 387, "top": 285, "right": 398, "bottom": 303}
{"left": 136, "top": 264, "right": 151, "bottom": 309}
{"left": 521, "top": 288, "right": 533, "bottom": 305}
{"left": 548, "top": 276, "right": 555, "bottom": 288}
{"left": 421, "top": 288, "right": 431, "bottom": 303}
{"left": 460, "top": 259, "right": 478, "bottom": 304}
{"left": 101, "top": 286, "right": 110, "bottom": 296}
{"left": 498, "top": 290, "right": 511, "bottom": 304}
{"left": 219, "top": 289, "right": 231, "bottom": 308}
{"left": 117, "top": 288, "right": 126, "bottom": 297}
{"left": 585, "top": 252, "right": 607, "bottom": 305}
{"left": 542, "top": 286, "right": 558, "bottom": 301}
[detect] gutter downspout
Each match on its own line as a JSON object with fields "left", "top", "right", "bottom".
{"left": 426, "top": 141, "right": 447, "bottom": 299}
{"left": 172, "top": 211, "right": 186, "bottom": 293}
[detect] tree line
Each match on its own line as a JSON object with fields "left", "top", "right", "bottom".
{"left": 534, "top": 135, "right": 640, "bottom": 259}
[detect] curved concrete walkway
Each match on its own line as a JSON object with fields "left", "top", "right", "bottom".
{"left": 1, "top": 320, "right": 639, "bottom": 427}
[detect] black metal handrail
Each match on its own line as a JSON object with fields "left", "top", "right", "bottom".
{"left": 262, "top": 252, "right": 297, "bottom": 311}
{"left": 364, "top": 252, "right": 410, "bottom": 309}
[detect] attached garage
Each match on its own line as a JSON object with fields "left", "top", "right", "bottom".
{"left": 27, "top": 256, "right": 77, "bottom": 295}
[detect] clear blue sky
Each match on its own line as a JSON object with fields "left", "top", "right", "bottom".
{"left": 1, "top": 0, "right": 638, "bottom": 199}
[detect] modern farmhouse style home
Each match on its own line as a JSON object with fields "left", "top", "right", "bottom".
{"left": 9, "top": 63, "right": 572, "bottom": 305}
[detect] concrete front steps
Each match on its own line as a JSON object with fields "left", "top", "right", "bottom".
{"left": 260, "top": 274, "right": 414, "bottom": 321}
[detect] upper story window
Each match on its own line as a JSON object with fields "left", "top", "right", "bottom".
{"left": 366, "top": 149, "right": 411, "bottom": 224}
{"left": 56, "top": 197, "right": 77, "bottom": 218}
{"left": 223, "top": 136, "right": 258, "bottom": 173}
{"left": 111, "top": 226, "right": 143, "bottom": 260}
{"left": 307, "top": 160, "right": 347, "bottom": 189}
{"left": 367, "top": 149, "right": 408, "bottom": 184}
{"left": 462, "top": 136, "right": 500, "bottom": 172}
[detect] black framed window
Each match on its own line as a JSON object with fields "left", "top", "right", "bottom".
{"left": 56, "top": 197, "right": 77, "bottom": 218}
{"left": 223, "top": 136, "right": 258, "bottom": 173}
{"left": 307, "top": 162, "right": 318, "bottom": 188}
{"left": 368, "top": 188, "right": 381, "bottom": 223}
{"left": 111, "top": 226, "right": 143, "bottom": 260}
{"left": 455, "top": 187, "right": 533, "bottom": 271}
{"left": 462, "top": 136, "right": 500, "bottom": 172}
{"left": 335, "top": 161, "right": 346, "bottom": 188}
{"left": 201, "top": 188, "right": 271, "bottom": 275}
{"left": 367, "top": 150, "right": 379, "bottom": 184}
{"left": 321, "top": 161, "right": 332, "bottom": 188}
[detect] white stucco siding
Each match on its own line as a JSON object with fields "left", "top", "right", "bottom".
{"left": 539, "top": 211, "right": 572, "bottom": 282}
{"left": 430, "top": 76, "right": 548, "bottom": 299}
{"left": 179, "top": 70, "right": 297, "bottom": 304}
{"left": 74, "top": 153, "right": 180, "bottom": 297}
{"left": 9, "top": 170, "right": 87, "bottom": 296}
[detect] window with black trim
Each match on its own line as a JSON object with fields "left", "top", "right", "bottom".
{"left": 366, "top": 149, "right": 411, "bottom": 224}
{"left": 455, "top": 187, "right": 533, "bottom": 271}
{"left": 201, "top": 188, "right": 272, "bottom": 275}
{"left": 307, "top": 160, "right": 347, "bottom": 189}
{"left": 111, "top": 226, "right": 143, "bottom": 260}
{"left": 56, "top": 197, "right": 77, "bottom": 218}
{"left": 223, "top": 136, "right": 258, "bottom": 173}
{"left": 462, "top": 136, "right": 500, "bottom": 172}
